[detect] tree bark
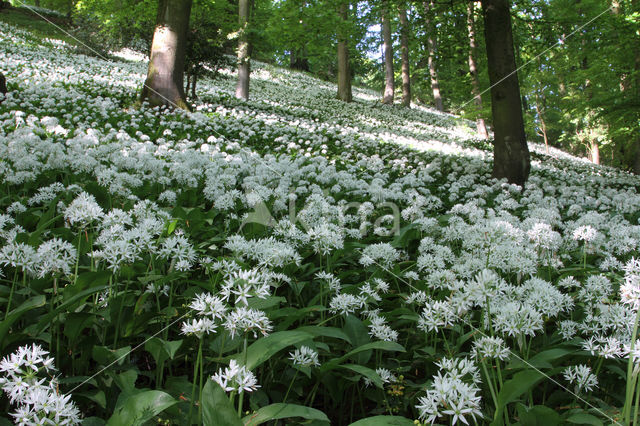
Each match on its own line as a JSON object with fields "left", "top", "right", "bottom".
{"left": 140, "top": 0, "right": 192, "bottom": 110}
{"left": 535, "top": 92, "right": 549, "bottom": 154}
{"left": 337, "top": 1, "right": 352, "bottom": 102}
{"left": 0, "top": 72, "right": 6, "bottom": 104}
{"left": 424, "top": 0, "right": 443, "bottom": 112}
{"left": 481, "top": 0, "right": 530, "bottom": 187}
{"left": 590, "top": 139, "right": 600, "bottom": 165}
{"left": 381, "top": 2, "right": 394, "bottom": 104}
{"left": 235, "top": 0, "right": 251, "bottom": 100}
{"left": 398, "top": 3, "right": 411, "bottom": 107}
{"left": 467, "top": 1, "right": 488, "bottom": 139}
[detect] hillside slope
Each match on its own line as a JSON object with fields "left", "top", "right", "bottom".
{"left": 1, "top": 16, "right": 640, "bottom": 425}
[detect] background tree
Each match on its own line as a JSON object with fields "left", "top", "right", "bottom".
{"left": 423, "top": 0, "right": 443, "bottom": 111}
{"left": 337, "top": 0, "right": 352, "bottom": 102}
{"left": 235, "top": 0, "right": 252, "bottom": 100}
{"left": 140, "top": 0, "right": 192, "bottom": 110}
{"left": 381, "top": 0, "right": 394, "bottom": 104}
{"left": 482, "top": 0, "right": 530, "bottom": 186}
{"left": 398, "top": 1, "right": 411, "bottom": 106}
{"left": 467, "top": 1, "right": 488, "bottom": 139}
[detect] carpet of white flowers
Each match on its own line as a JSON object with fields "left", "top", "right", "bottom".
{"left": 2, "top": 19, "right": 640, "bottom": 426}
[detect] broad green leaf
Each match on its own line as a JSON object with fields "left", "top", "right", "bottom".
{"left": 231, "top": 330, "right": 314, "bottom": 370}
{"left": 516, "top": 403, "right": 561, "bottom": 425}
{"left": 106, "top": 390, "right": 176, "bottom": 426}
{"left": 36, "top": 284, "right": 109, "bottom": 334}
{"left": 565, "top": 412, "right": 604, "bottom": 425}
{"left": 322, "top": 341, "right": 405, "bottom": 370}
{"left": 297, "top": 325, "right": 352, "bottom": 344}
{"left": 492, "top": 369, "right": 546, "bottom": 425}
{"left": 0, "top": 295, "right": 46, "bottom": 350}
{"left": 92, "top": 346, "right": 131, "bottom": 366}
{"left": 202, "top": 379, "right": 243, "bottom": 426}
{"left": 497, "top": 369, "right": 545, "bottom": 406}
{"left": 348, "top": 415, "right": 416, "bottom": 426}
{"left": 337, "top": 364, "right": 383, "bottom": 389}
{"left": 145, "top": 338, "right": 183, "bottom": 365}
{"left": 242, "top": 403, "right": 330, "bottom": 425}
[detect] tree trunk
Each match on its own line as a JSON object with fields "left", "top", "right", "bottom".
{"left": 337, "top": 2, "right": 352, "bottom": 102}
{"left": 191, "top": 73, "right": 197, "bottom": 99}
{"left": 381, "top": 2, "right": 394, "bottom": 104}
{"left": 535, "top": 93, "right": 549, "bottom": 154}
{"left": 590, "top": 139, "right": 600, "bottom": 165}
{"left": 140, "top": 0, "right": 192, "bottom": 110}
{"left": 398, "top": 3, "right": 411, "bottom": 107}
{"left": 467, "top": 1, "right": 488, "bottom": 139}
{"left": 481, "top": 0, "right": 530, "bottom": 187}
{"left": 0, "top": 72, "right": 6, "bottom": 104}
{"left": 235, "top": 0, "right": 251, "bottom": 100}
{"left": 424, "top": 0, "right": 443, "bottom": 112}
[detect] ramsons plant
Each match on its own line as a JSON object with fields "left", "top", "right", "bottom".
{"left": 1, "top": 18, "right": 640, "bottom": 425}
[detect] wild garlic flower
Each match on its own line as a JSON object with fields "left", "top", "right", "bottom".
{"left": 211, "top": 360, "right": 259, "bottom": 394}
{"left": 472, "top": 336, "right": 511, "bottom": 361}
{"left": 572, "top": 225, "right": 597, "bottom": 243}
{"left": 563, "top": 365, "right": 598, "bottom": 394}
{"left": 224, "top": 306, "right": 273, "bottom": 338}
{"left": 620, "top": 258, "right": 640, "bottom": 311}
{"left": 328, "top": 293, "right": 367, "bottom": 315}
{"left": 289, "top": 346, "right": 320, "bottom": 368}
{"left": 180, "top": 318, "right": 217, "bottom": 338}
{"left": 359, "top": 243, "right": 400, "bottom": 269}
{"left": 35, "top": 238, "right": 77, "bottom": 278}
{"left": 0, "top": 344, "right": 81, "bottom": 425}
{"left": 64, "top": 191, "right": 103, "bottom": 227}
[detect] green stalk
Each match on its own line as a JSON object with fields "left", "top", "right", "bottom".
{"left": 113, "top": 279, "right": 130, "bottom": 347}
{"left": 624, "top": 308, "right": 640, "bottom": 425}
{"left": 4, "top": 268, "right": 18, "bottom": 320}
{"left": 188, "top": 338, "right": 203, "bottom": 423}
{"left": 282, "top": 369, "right": 299, "bottom": 403}
{"left": 481, "top": 360, "right": 499, "bottom": 421}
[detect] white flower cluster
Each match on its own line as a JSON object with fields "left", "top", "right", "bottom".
{"left": 415, "top": 357, "right": 482, "bottom": 425}
{"left": 563, "top": 364, "right": 598, "bottom": 394}
{"left": 0, "top": 344, "right": 81, "bottom": 425}
{"left": 289, "top": 346, "right": 320, "bottom": 368}
{"left": 211, "top": 359, "right": 259, "bottom": 394}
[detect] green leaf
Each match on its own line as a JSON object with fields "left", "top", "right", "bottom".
{"left": 565, "top": 412, "right": 604, "bottom": 425}
{"left": 92, "top": 346, "right": 131, "bottom": 366}
{"left": 497, "top": 369, "right": 546, "bottom": 406}
{"left": 491, "top": 369, "right": 546, "bottom": 425}
{"left": 231, "top": 330, "right": 314, "bottom": 370}
{"left": 296, "top": 326, "right": 352, "bottom": 344}
{"left": 0, "top": 295, "right": 46, "bottom": 350}
{"left": 516, "top": 403, "right": 561, "bottom": 425}
{"left": 242, "top": 403, "right": 330, "bottom": 425}
{"left": 106, "top": 390, "right": 176, "bottom": 426}
{"left": 322, "top": 341, "right": 405, "bottom": 370}
{"left": 348, "top": 415, "right": 416, "bottom": 425}
{"left": 337, "top": 364, "right": 383, "bottom": 389}
{"left": 202, "top": 379, "right": 243, "bottom": 426}
{"left": 145, "top": 338, "right": 183, "bottom": 365}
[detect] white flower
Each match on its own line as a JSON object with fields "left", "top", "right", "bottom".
{"left": 64, "top": 191, "right": 103, "bottom": 227}
{"left": 572, "top": 225, "right": 597, "bottom": 243}
{"left": 211, "top": 360, "right": 259, "bottom": 394}
{"left": 563, "top": 364, "right": 598, "bottom": 394}
{"left": 289, "top": 346, "right": 320, "bottom": 368}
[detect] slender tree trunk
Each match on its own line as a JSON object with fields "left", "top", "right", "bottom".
{"left": 590, "top": 139, "right": 600, "bottom": 165}
{"left": 398, "top": 3, "right": 411, "bottom": 107}
{"left": 337, "top": 1, "right": 352, "bottom": 102}
{"left": 481, "top": 0, "right": 530, "bottom": 186}
{"left": 381, "top": 2, "right": 394, "bottom": 104}
{"left": 535, "top": 93, "right": 549, "bottom": 154}
{"left": 424, "top": 0, "right": 443, "bottom": 111}
{"left": 235, "top": 0, "right": 251, "bottom": 100}
{"left": 140, "top": 0, "right": 192, "bottom": 110}
{"left": 467, "top": 1, "right": 488, "bottom": 139}
{"left": 0, "top": 72, "right": 6, "bottom": 104}
{"left": 191, "top": 73, "right": 197, "bottom": 99}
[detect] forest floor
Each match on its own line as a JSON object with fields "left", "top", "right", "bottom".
{"left": 0, "top": 9, "right": 639, "bottom": 426}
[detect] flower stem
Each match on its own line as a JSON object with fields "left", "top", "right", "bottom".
{"left": 624, "top": 307, "right": 640, "bottom": 425}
